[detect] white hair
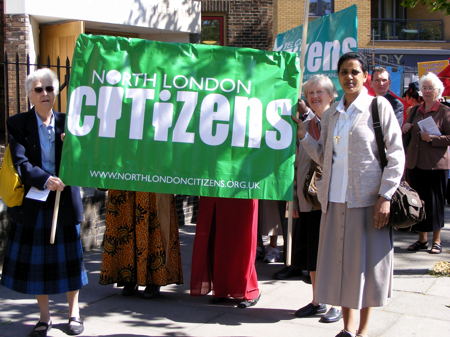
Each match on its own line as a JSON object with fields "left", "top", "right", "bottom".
{"left": 25, "top": 68, "right": 59, "bottom": 95}
{"left": 303, "top": 74, "right": 337, "bottom": 100}
{"left": 419, "top": 72, "right": 444, "bottom": 99}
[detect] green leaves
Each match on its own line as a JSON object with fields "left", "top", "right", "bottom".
{"left": 401, "top": 0, "right": 450, "bottom": 15}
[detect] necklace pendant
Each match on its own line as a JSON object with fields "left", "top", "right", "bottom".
{"left": 334, "top": 135, "right": 341, "bottom": 144}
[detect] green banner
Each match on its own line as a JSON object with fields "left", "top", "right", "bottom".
{"left": 274, "top": 5, "right": 358, "bottom": 96}
{"left": 60, "top": 34, "right": 299, "bottom": 200}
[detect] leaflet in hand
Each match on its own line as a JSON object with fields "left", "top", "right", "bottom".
{"left": 26, "top": 187, "right": 50, "bottom": 201}
{"left": 417, "top": 117, "right": 441, "bottom": 136}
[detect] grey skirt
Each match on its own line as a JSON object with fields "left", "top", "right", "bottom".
{"left": 314, "top": 203, "right": 393, "bottom": 309}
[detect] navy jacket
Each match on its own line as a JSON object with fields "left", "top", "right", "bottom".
{"left": 7, "top": 108, "right": 83, "bottom": 224}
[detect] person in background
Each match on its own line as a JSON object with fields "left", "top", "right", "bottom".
{"left": 295, "top": 52, "right": 404, "bottom": 337}
{"left": 371, "top": 66, "right": 404, "bottom": 126}
{"left": 293, "top": 75, "right": 342, "bottom": 324}
{"left": 403, "top": 81, "right": 423, "bottom": 121}
{"left": 190, "top": 197, "right": 260, "bottom": 308}
{"left": 1, "top": 68, "right": 87, "bottom": 337}
{"left": 403, "top": 72, "right": 450, "bottom": 255}
{"left": 257, "top": 200, "right": 284, "bottom": 263}
{"left": 99, "top": 191, "right": 183, "bottom": 298}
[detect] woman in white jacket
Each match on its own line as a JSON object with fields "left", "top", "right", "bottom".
{"left": 295, "top": 52, "right": 404, "bottom": 337}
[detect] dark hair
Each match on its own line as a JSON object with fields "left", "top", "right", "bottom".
{"left": 371, "top": 66, "right": 389, "bottom": 79}
{"left": 337, "top": 52, "right": 368, "bottom": 74}
{"left": 403, "top": 81, "right": 421, "bottom": 102}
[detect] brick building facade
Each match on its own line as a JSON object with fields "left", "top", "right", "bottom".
{"left": 202, "top": 0, "right": 273, "bottom": 49}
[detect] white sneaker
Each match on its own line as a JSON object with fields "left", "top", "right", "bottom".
{"left": 263, "top": 246, "right": 281, "bottom": 263}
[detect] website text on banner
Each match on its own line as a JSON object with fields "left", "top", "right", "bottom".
{"left": 274, "top": 5, "right": 358, "bottom": 97}
{"left": 59, "top": 35, "right": 300, "bottom": 200}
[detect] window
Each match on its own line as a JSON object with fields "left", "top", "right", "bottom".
{"left": 309, "top": 0, "right": 334, "bottom": 17}
{"left": 201, "top": 16, "right": 225, "bottom": 46}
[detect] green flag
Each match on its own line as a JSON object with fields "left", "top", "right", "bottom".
{"left": 274, "top": 5, "right": 358, "bottom": 96}
{"left": 60, "top": 34, "right": 299, "bottom": 200}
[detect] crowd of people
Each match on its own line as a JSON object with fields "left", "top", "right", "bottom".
{"left": 1, "top": 52, "right": 449, "bottom": 337}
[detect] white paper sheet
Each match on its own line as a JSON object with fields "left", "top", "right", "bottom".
{"left": 417, "top": 117, "right": 441, "bottom": 136}
{"left": 26, "top": 187, "right": 50, "bottom": 201}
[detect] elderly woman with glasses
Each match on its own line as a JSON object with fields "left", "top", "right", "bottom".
{"left": 403, "top": 72, "right": 450, "bottom": 255}
{"left": 1, "top": 68, "right": 87, "bottom": 337}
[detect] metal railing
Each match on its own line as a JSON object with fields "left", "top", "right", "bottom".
{"left": 371, "top": 19, "right": 444, "bottom": 41}
{"left": 1, "top": 53, "right": 71, "bottom": 145}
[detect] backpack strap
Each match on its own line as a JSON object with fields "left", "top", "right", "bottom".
{"left": 371, "top": 97, "right": 387, "bottom": 169}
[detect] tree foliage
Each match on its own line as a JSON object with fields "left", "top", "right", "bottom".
{"left": 401, "top": 0, "right": 450, "bottom": 15}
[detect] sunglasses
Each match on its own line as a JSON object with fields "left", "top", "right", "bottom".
{"left": 33, "top": 86, "right": 55, "bottom": 93}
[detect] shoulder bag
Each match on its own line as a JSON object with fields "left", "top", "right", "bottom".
{"left": 0, "top": 145, "right": 24, "bottom": 207}
{"left": 371, "top": 98, "right": 425, "bottom": 230}
{"left": 303, "top": 160, "right": 322, "bottom": 209}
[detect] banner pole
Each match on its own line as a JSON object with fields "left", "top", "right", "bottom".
{"left": 50, "top": 190, "right": 61, "bottom": 244}
{"left": 287, "top": 0, "right": 310, "bottom": 266}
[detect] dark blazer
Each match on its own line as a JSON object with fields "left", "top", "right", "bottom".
{"left": 7, "top": 108, "right": 83, "bottom": 224}
{"left": 405, "top": 102, "right": 450, "bottom": 170}
{"left": 385, "top": 92, "right": 404, "bottom": 126}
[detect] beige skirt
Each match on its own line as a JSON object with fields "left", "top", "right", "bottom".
{"left": 314, "top": 203, "right": 393, "bottom": 309}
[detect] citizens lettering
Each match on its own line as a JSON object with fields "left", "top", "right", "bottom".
{"left": 67, "top": 70, "right": 293, "bottom": 150}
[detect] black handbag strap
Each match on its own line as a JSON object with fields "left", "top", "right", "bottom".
{"left": 371, "top": 97, "right": 388, "bottom": 169}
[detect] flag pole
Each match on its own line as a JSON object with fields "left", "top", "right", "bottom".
{"left": 286, "top": 0, "right": 310, "bottom": 266}
{"left": 50, "top": 190, "right": 61, "bottom": 244}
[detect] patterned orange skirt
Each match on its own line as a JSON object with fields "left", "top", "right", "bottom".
{"left": 99, "top": 191, "right": 183, "bottom": 287}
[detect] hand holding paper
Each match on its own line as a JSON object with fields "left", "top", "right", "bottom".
{"left": 417, "top": 117, "right": 441, "bottom": 136}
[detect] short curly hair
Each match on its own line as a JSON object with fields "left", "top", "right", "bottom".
{"left": 25, "top": 68, "right": 59, "bottom": 96}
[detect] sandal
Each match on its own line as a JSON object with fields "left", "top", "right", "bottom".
{"left": 29, "top": 321, "right": 52, "bottom": 337}
{"left": 67, "top": 316, "right": 84, "bottom": 335}
{"left": 429, "top": 242, "right": 442, "bottom": 254}
{"left": 407, "top": 240, "right": 428, "bottom": 251}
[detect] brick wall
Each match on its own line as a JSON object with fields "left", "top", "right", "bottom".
{"left": 202, "top": 0, "right": 273, "bottom": 49}
{"left": 274, "top": 0, "right": 371, "bottom": 48}
{"left": 4, "top": 14, "right": 32, "bottom": 117}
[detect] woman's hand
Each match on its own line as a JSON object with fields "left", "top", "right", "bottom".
{"left": 46, "top": 176, "right": 65, "bottom": 191}
{"left": 420, "top": 131, "right": 432, "bottom": 143}
{"left": 373, "top": 196, "right": 390, "bottom": 229}
{"left": 292, "top": 114, "right": 307, "bottom": 140}
{"left": 402, "top": 122, "right": 413, "bottom": 134}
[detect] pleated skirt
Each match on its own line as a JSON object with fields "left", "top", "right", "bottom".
{"left": 314, "top": 203, "right": 393, "bottom": 309}
{"left": 1, "top": 209, "right": 88, "bottom": 295}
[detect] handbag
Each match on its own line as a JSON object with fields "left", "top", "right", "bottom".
{"left": 371, "top": 98, "right": 425, "bottom": 230}
{"left": 303, "top": 160, "right": 322, "bottom": 209}
{"left": 0, "top": 145, "right": 24, "bottom": 207}
{"left": 402, "top": 105, "right": 419, "bottom": 149}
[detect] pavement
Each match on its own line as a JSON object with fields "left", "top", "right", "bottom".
{"left": 1, "top": 210, "right": 450, "bottom": 337}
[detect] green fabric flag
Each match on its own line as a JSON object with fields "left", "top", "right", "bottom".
{"left": 274, "top": 5, "right": 358, "bottom": 97}
{"left": 60, "top": 34, "right": 299, "bottom": 200}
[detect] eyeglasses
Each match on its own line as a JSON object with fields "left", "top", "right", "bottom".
{"left": 33, "top": 86, "right": 54, "bottom": 94}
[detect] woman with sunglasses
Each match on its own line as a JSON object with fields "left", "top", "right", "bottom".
{"left": 1, "top": 68, "right": 87, "bottom": 337}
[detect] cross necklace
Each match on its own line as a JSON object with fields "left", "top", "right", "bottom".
{"left": 334, "top": 109, "right": 355, "bottom": 144}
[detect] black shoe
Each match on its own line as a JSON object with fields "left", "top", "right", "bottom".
{"left": 237, "top": 293, "right": 261, "bottom": 308}
{"left": 142, "top": 285, "right": 161, "bottom": 299}
{"left": 272, "top": 266, "right": 303, "bottom": 280}
{"left": 210, "top": 297, "right": 227, "bottom": 304}
{"left": 121, "top": 283, "right": 137, "bottom": 296}
{"left": 29, "top": 321, "right": 52, "bottom": 337}
{"left": 67, "top": 317, "right": 84, "bottom": 335}
{"left": 319, "top": 307, "right": 342, "bottom": 323}
{"left": 294, "top": 303, "right": 327, "bottom": 317}
{"left": 335, "top": 330, "right": 353, "bottom": 337}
